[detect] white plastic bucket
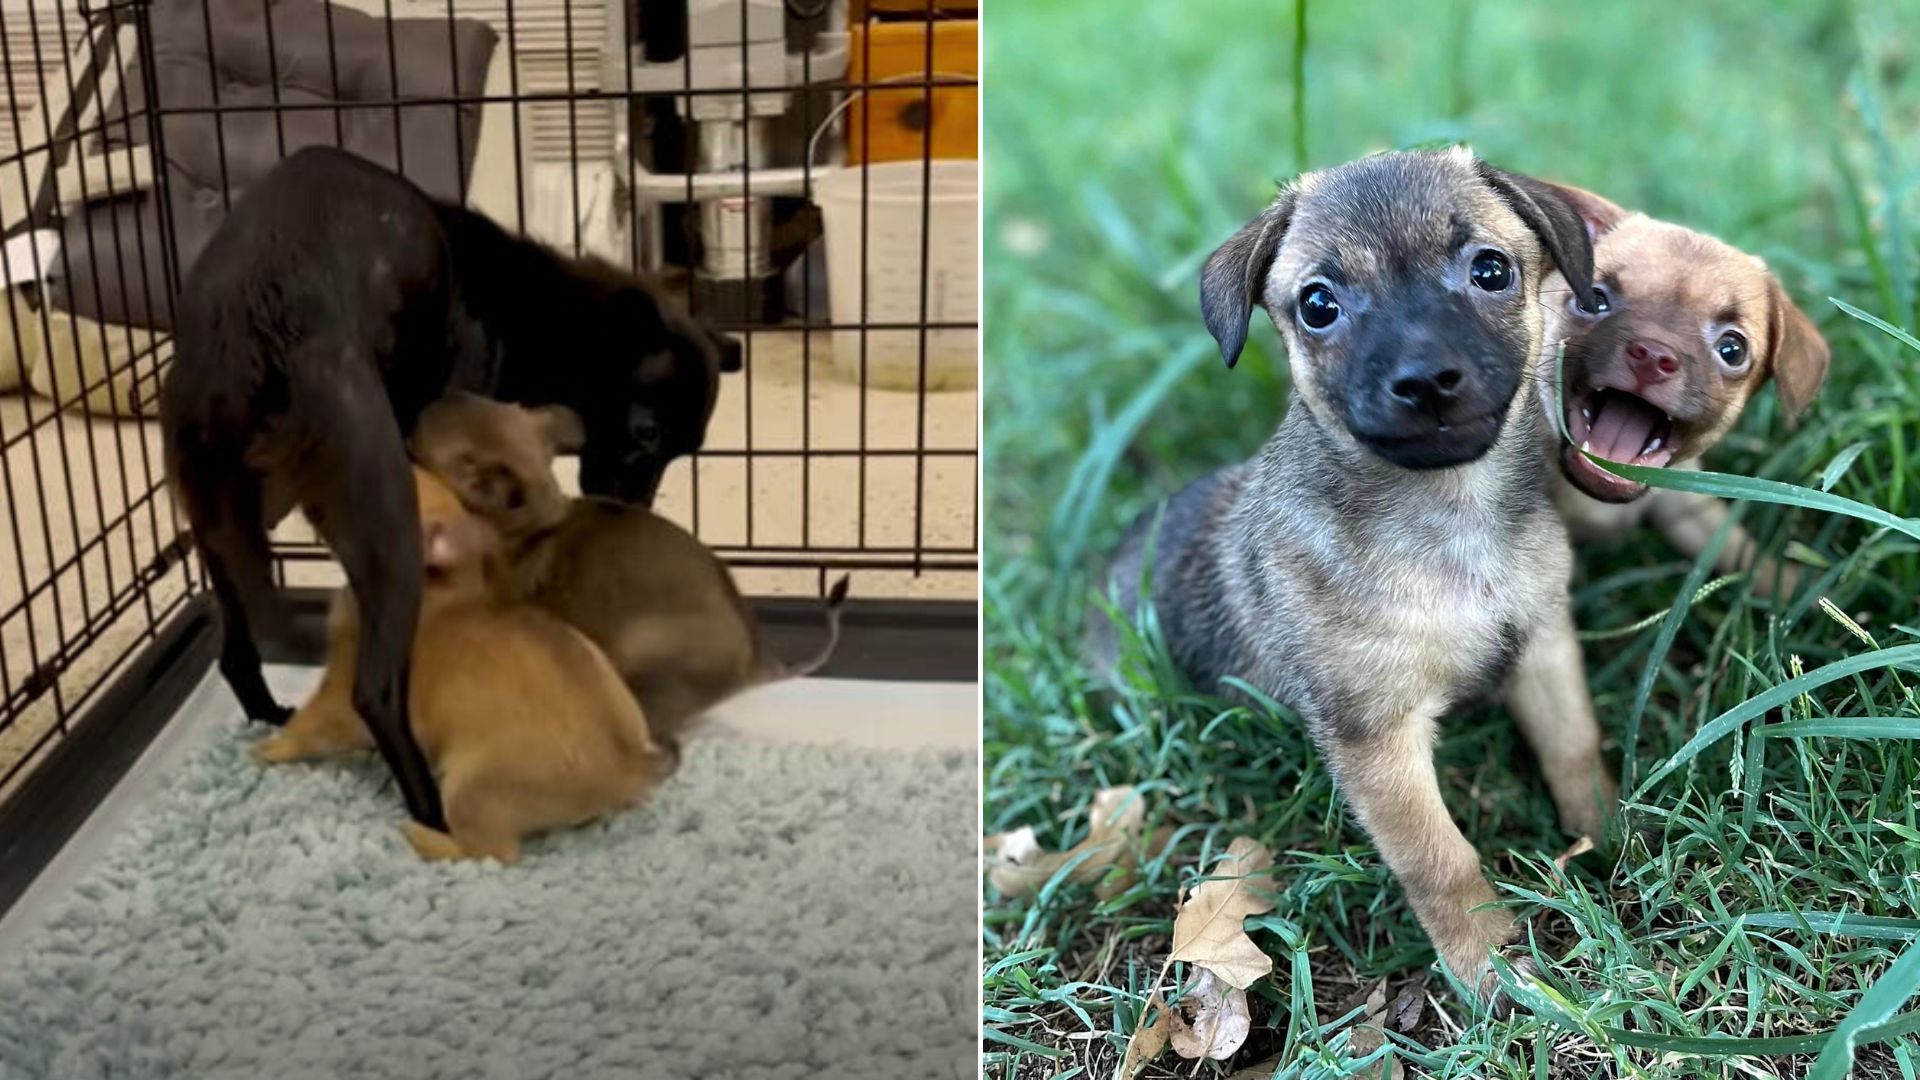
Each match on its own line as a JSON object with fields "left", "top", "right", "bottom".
{"left": 816, "top": 160, "right": 977, "bottom": 391}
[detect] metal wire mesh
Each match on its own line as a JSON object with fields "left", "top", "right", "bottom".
{"left": 0, "top": 0, "right": 978, "bottom": 796}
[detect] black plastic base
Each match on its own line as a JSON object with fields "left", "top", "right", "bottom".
{"left": 690, "top": 273, "right": 782, "bottom": 327}
{"left": 0, "top": 595, "right": 219, "bottom": 920}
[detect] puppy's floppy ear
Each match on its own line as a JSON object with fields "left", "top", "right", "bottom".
{"left": 1540, "top": 182, "right": 1630, "bottom": 243}
{"left": 1199, "top": 190, "right": 1296, "bottom": 369}
{"left": 531, "top": 405, "right": 586, "bottom": 453}
{"left": 1765, "top": 277, "right": 1831, "bottom": 424}
{"left": 1473, "top": 161, "right": 1597, "bottom": 311}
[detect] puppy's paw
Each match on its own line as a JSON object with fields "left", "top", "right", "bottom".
{"left": 1750, "top": 558, "right": 1804, "bottom": 601}
{"left": 252, "top": 702, "right": 295, "bottom": 727}
{"left": 252, "top": 734, "right": 301, "bottom": 764}
{"left": 1434, "top": 906, "right": 1542, "bottom": 1016}
{"left": 1479, "top": 952, "right": 1540, "bottom": 1020}
{"left": 404, "top": 822, "right": 467, "bottom": 861}
{"left": 1554, "top": 768, "right": 1619, "bottom": 841}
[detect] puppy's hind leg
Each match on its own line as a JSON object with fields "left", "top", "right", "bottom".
{"left": 404, "top": 792, "right": 522, "bottom": 865}
{"left": 1507, "top": 609, "right": 1616, "bottom": 839}
{"left": 177, "top": 458, "right": 291, "bottom": 725}
{"left": 1321, "top": 707, "right": 1523, "bottom": 1012}
{"left": 254, "top": 651, "right": 371, "bottom": 763}
{"left": 296, "top": 356, "right": 444, "bottom": 831}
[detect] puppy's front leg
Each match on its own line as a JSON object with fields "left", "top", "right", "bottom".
{"left": 1506, "top": 609, "right": 1616, "bottom": 838}
{"left": 1321, "top": 707, "right": 1519, "bottom": 1007}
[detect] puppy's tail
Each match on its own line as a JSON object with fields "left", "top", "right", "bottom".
{"left": 763, "top": 574, "right": 850, "bottom": 681}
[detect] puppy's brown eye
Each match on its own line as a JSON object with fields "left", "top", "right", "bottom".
{"left": 1298, "top": 284, "right": 1340, "bottom": 330}
{"left": 1469, "top": 250, "right": 1514, "bottom": 292}
{"left": 1715, "top": 331, "right": 1749, "bottom": 369}
{"left": 1588, "top": 286, "right": 1612, "bottom": 314}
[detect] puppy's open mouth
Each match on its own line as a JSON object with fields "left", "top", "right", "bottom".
{"left": 1563, "top": 387, "right": 1678, "bottom": 502}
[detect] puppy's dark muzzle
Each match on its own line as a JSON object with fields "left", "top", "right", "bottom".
{"left": 579, "top": 452, "right": 665, "bottom": 506}
{"left": 1346, "top": 360, "right": 1514, "bottom": 470}
{"left": 1351, "top": 405, "right": 1507, "bottom": 469}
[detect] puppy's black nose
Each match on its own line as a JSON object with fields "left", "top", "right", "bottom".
{"left": 1387, "top": 362, "right": 1466, "bottom": 414}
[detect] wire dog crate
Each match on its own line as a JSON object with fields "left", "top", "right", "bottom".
{"left": 0, "top": 0, "right": 978, "bottom": 895}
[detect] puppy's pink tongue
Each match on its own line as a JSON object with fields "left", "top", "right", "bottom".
{"left": 1586, "top": 393, "right": 1661, "bottom": 462}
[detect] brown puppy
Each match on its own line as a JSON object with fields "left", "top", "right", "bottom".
{"left": 254, "top": 467, "right": 674, "bottom": 863}
{"left": 409, "top": 393, "right": 849, "bottom": 749}
{"left": 1538, "top": 188, "right": 1831, "bottom": 596}
{"left": 1090, "top": 149, "right": 1602, "bottom": 1010}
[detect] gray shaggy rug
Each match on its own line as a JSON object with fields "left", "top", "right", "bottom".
{"left": 0, "top": 723, "right": 976, "bottom": 1080}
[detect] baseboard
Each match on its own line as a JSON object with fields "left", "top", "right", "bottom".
{"left": 0, "top": 594, "right": 219, "bottom": 921}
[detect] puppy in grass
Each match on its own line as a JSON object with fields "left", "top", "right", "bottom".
{"left": 1538, "top": 186, "right": 1831, "bottom": 596}
{"left": 254, "top": 467, "right": 674, "bottom": 864}
{"left": 409, "top": 393, "right": 849, "bottom": 752}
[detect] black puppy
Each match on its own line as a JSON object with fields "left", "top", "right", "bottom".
{"left": 162, "top": 146, "right": 740, "bottom": 829}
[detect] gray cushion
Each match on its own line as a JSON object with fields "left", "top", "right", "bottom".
{"left": 51, "top": 0, "right": 496, "bottom": 330}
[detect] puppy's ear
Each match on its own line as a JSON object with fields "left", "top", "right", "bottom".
{"left": 1200, "top": 190, "right": 1296, "bottom": 369}
{"left": 1540, "top": 182, "right": 1629, "bottom": 243}
{"left": 467, "top": 462, "right": 527, "bottom": 516}
{"left": 1474, "top": 161, "right": 1597, "bottom": 311}
{"left": 1765, "top": 278, "right": 1831, "bottom": 424}
{"left": 532, "top": 405, "right": 586, "bottom": 454}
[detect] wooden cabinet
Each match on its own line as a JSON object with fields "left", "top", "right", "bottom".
{"left": 847, "top": 16, "right": 976, "bottom": 163}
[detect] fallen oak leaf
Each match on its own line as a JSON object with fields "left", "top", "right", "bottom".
{"left": 1554, "top": 834, "right": 1595, "bottom": 873}
{"left": 1168, "top": 836, "right": 1277, "bottom": 989}
{"left": 1388, "top": 980, "right": 1426, "bottom": 1032}
{"left": 1167, "top": 967, "right": 1251, "bottom": 1061}
{"left": 1344, "top": 979, "right": 1404, "bottom": 1080}
{"left": 1114, "top": 990, "right": 1171, "bottom": 1080}
{"left": 1116, "top": 832, "right": 1273, "bottom": 1079}
{"left": 987, "top": 786, "right": 1149, "bottom": 898}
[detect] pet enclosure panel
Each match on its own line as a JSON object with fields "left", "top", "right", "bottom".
{"left": 0, "top": 0, "right": 978, "bottom": 842}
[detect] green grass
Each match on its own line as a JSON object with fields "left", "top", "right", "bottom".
{"left": 981, "top": 2, "right": 1920, "bottom": 1077}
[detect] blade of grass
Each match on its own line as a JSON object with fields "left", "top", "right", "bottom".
{"left": 1588, "top": 457, "right": 1920, "bottom": 545}
{"left": 1737, "top": 912, "right": 1920, "bottom": 942}
{"left": 983, "top": 1027, "right": 1069, "bottom": 1059}
{"left": 1758, "top": 717, "right": 1920, "bottom": 739}
{"left": 1634, "top": 643, "right": 1920, "bottom": 797}
{"left": 1291, "top": 0, "right": 1309, "bottom": 169}
{"left": 1047, "top": 338, "right": 1210, "bottom": 611}
{"left": 1821, "top": 441, "right": 1871, "bottom": 491}
{"left": 1809, "top": 939, "right": 1920, "bottom": 1080}
{"left": 1832, "top": 295, "right": 1920, "bottom": 354}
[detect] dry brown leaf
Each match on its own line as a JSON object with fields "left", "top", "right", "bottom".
{"left": 1114, "top": 990, "right": 1171, "bottom": 1080}
{"left": 1388, "top": 981, "right": 1425, "bottom": 1032}
{"left": 986, "top": 786, "right": 1149, "bottom": 897}
{"left": 1554, "top": 834, "right": 1595, "bottom": 872}
{"left": 1344, "top": 980, "right": 1404, "bottom": 1080}
{"left": 1167, "top": 967, "right": 1251, "bottom": 1061}
{"left": 1168, "top": 836, "right": 1277, "bottom": 989}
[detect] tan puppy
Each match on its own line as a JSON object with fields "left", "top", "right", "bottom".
{"left": 1538, "top": 187, "right": 1831, "bottom": 595}
{"left": 409, "top": 393, "right": 847, "bottom": 749}
{"left": 254, "top": 467, "right": 674, "bottom": 863}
